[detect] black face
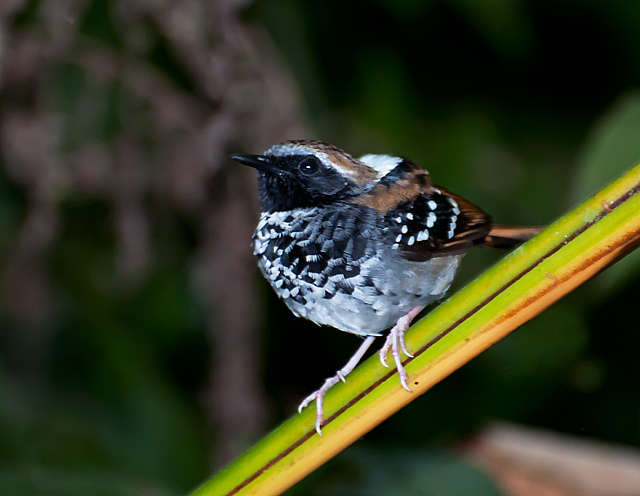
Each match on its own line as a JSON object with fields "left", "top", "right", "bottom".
{"left": 232, "top": 153, "right": 355, "bottom": 211}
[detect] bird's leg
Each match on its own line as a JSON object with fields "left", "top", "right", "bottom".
{"left": 379, "top": 306, "right": 424, "bottom": 391}
{"left": 299, "top": 335, "right": 377, "bottom": 435}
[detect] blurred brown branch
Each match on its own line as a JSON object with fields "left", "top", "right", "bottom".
{"left": 0, "top": 0, "right": 307, "bottom": 468}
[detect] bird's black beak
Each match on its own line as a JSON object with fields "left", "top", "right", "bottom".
{"left": 231, "top": 154, "right": 270, "bottom": 171}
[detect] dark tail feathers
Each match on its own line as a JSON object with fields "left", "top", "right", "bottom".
{"left": 481, "top": 225, "right": 543, "bottom": 249}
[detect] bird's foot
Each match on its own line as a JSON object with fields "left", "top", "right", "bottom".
{"left": 379, "top": 306, "right": 423, "bottom": 391}
{"left": 298, "top": 335, "right": 377, "bottom": 435}
{"left": 298, "top": 375, "right": 341, "bottom": 435}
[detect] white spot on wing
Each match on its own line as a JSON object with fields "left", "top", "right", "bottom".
{"left": 448, "top": 197, "right": 460, "bottom": 215}
{"left": 427, "top": 212, "right": 436, "bottom": 227}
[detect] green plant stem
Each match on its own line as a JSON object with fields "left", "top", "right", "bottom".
{"left": 190, "top": 162, "right": 640, "bottom": 496}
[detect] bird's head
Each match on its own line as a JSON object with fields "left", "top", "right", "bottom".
{"left": 232, "top": 140, "right": 404, "bottom": 212}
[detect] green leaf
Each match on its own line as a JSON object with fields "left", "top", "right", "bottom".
{"left": 574, "top": 92, "right": 640, "bottom": 290}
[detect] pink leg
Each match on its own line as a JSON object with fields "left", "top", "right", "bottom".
{"left": 299, "top": 335, "right": 376, "bottom": 435}
{"left": 379, "top": 306, "right": 423, "bottom": 391}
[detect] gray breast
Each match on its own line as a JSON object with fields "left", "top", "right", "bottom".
{"left": 253, "top": 206, "right": 462, "bottom": 336}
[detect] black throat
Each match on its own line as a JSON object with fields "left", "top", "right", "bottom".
{"left": 257, "top": 172, "right": 356, "bottom": 212}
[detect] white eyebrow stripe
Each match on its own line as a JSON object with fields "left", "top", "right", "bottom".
{"left": 358, "top": 154, "right": 402, "bottom": 178}
{"left": 265, "top": 143, "right": 362, "bottom": 179}
{"left": 265, "top": 144, "right": 334, "bottom": 168}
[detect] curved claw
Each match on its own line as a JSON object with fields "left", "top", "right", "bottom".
{"left": 399, "top": 331, "right": 414, "bottom": 358}
{"left": 379, "top": 349, "right": 390, "bottom": 367}
{"left": 298, "top": 391, "right": 316, "bottom": 414}
{"left": 396, "top": 358, "right": 412, "bottom": 392}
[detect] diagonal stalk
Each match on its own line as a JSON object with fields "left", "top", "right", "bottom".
{"left": 190, "top": 161, "right": 640, "bottom": 496}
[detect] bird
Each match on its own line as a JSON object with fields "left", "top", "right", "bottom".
{"left": 232, "top": 140, "right": 541, "bottom": 435}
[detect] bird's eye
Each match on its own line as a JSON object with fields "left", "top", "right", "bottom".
{"left": 299, "top": 157, "right": 320, "bottom": 175}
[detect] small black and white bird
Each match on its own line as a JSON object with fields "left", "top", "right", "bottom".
{"left": 232, "top": 140, "right": 540, "bottom": 434}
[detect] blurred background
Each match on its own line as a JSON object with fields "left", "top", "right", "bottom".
{"left": 1, "top": 1, "right": 640, "bottom": 495}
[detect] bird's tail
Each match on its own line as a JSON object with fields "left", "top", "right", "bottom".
{"left": 481, "top": 225, "right": 544, "bottom": 249}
